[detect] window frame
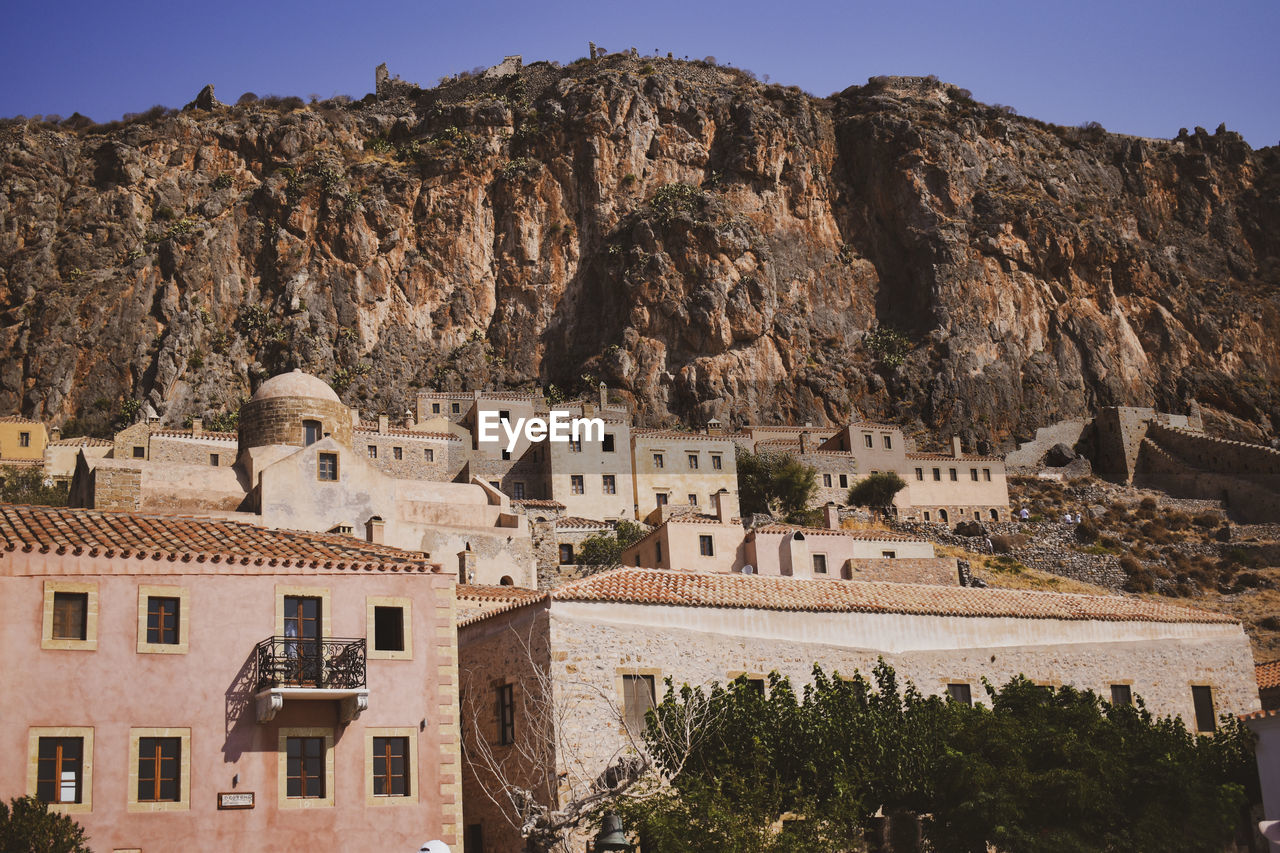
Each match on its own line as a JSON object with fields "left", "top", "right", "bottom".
{"left": 128, "top": 728, "right": 191, "bottom": 812}
{"left": 699, "top": 535, "right": 714, "bottom": 557}
{"left": 711, "top": 454, "right": 722, "bottom": 470}
{"left": 946, "top": 683, "right": 972, "bottom": 705}
{"left": 812, "top": 553, "right": 828, "bottom": 574}
{"left": 275, "top": 585, "right": 332, "bottom": 639}
{"left": 367, "top": 596, "right": 413, "bottom": 661}
{"left": 1110, "top": 683, "right": 1133, "bottom": 706}
{"left": 687, "top": 453, "right": 699, "bottom": 470}
{"left": 823, "top": 473, "right": 832, "bottom": 487}
{"left": 42, "top": 581, "right": 98, "bottom": 651}
{"left": 498, "top": 684, "right": 516, "bottom": 746}
{"left": 28, "top": 727, "right": 93, "bottom": 814}
{"left": 303, "top": 419, "right": 322, "bottom": 446}
{"left": 619, "top": 670, "right": 660, "bottom": 736}
{"left": 863, "top": 434, "right": 873, "bottom": 448}
{"left": 317, "top": 452, "right": 339, "bottom": 481}
{"left": 278, "top": 727, "right": 335, "bottom": 808}
{"left": 602, "top": 474, "right": 616, "bottom": 495}
{"left": 366, "top": 728, "right": 418, "bottom": 805}
{"left": 137, "top": 585, "right": 190, "bottom": 654}
{"left": 949, "top": 468, "right": 958, "bottom": 481}
{"left": 559, "top": 544, "right": 575, "bottom": 565}
{"left": 19, "top": 431, "right": 31, "bottom": 447}
{"left": 570, "top": 475, "right": 584, "bottom": 495}
{"left": 602, "top": 434, "right": 615, "bottom": 452}
{"left": 653, "top": 453, "right": 664, "bottom": 469}
{"left": 1192, "top": 685, "right": 1217, "bottom": 732}
{"left": 425, "top": 447, "right": 435, "bottom": 462}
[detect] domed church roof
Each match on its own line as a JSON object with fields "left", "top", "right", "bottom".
{"left": 249, "top": 369, "right": 342, "bottom": 404}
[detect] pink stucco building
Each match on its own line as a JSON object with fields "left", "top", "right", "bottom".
{"left": 0, "top": 504, "right": 460, "bottom": 851}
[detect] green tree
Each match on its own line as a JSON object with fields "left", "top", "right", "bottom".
{"left": 0, "top": 796, "right": 90, "bottom": 853}
{"left": 736, "top": 447, "right": 817, "bottom": 523}
{"left": 0, "top": 466, "right": 69, "bottom": 507}
{"left": 576, "top": 520, "right": 647, "bottom": 568}
{"left": 847, "top": 471, "right": 907, "bottom": 518}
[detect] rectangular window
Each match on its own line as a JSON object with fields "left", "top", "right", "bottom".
{"left": 603, "top": 434, "right": 615, "bottom": 452}
{"left": 52, "top": 592, "right": 87, "bottom": 641}
{"left": 915, "top": 467, "right": 924, "bottom": 481}
{"left": 882, "top": 550, "right": 897, "bottom": 559}
{"left": 286, "top": 737, "right": 326, "bottom": 798}
{"left": 19, "top": 431, "right": 31, "bottom": 447}
{"left": 559, "top": 544, "right": 575, "bottom": 565}
{"left": 946, "top": 683, "right": 972, "bottom": 705}
{"left": 1110, "top": 684, "right": 1132, "bottom": 706}
{"left": 146, "top": 596, "right": 180, "bottom": 645}
{"left": 883, "top": 435, "right": 892, "bottom": 449}
{"left": 812, "top": 554, "right": 828, "bottom": 574}
{"left": 432, "top": 403, "right": 441, "bottom": 414}
{"left": 36, "top": 737, "right": 83, "bottom": 804}
{"left": 303, "top": 420, "right": 322, "bottom": 445}
{"left": 823, "top": 474, "right": 832, "bottom": 487}
{"left": 699, "top": 535, "right": 714, "bottom": 557}
{"left": 513, "top": 482, "right": 525, "bottom": 499}
{"left": 655, "top": 541, "right": 662, "bottom": 562}
{"left": 498, "top": 409, "right": 510, "bottom": 423}
{"left": 372, "top": 737, "right": 410, "bottom": 797}
{"left": 425, "top": 448, "right": 434, "bottom": 462}
{"left": 209, "top": 453, "right": 219, "bottom": 466}
{"left": 983, "top": 468, "right": 992, "bottom": 481}
{"left": 839, "top": 474, "right": 848, "bottom": 489}
{"left": 133, "top": 445, "right": 145, "bottom": 458}
{"left": 623, "top": 674, "right": 656, "bottom": 735}
{"left": 451, "top": 403, "right": 460, "bottom": 414}
{"left": 1192, "top": 685, "right": 1216, "bottom": 732}
{"left": 864, "top": 434, "right": 873, "bottom": 448}
{"left": 498, "top": 684, "right": 515, "bottom": 745}
{"left": 970, "top": 468, "right": 979, "bottom": 481}
{"left": 688, "top": 493, "right": 698, "bottom": 506}
{"left": 501, "top": 449, "right": 511, "bottom": 460}
{"left": 568, "top": 438, "right": 582, "bottom": 453}
{"left": 656, "top": 493, "right": 668, "bottom": 506}
{"left": 603, "top": 475, "right": 616, "bottom": 495}
{"left": 489, "top": 480, "right": 500, "bottom": 490}
{"left": 570, "top": 475, "right": 584, "bottom": 495}
{"left": 373, "top": 607, "right": 405, "bottom": 652}
{"left": 932, "top": 468, "right": 941, "bottom": 481}
{"left": 653, "top": 453, "right": 664, "bottom": 469}
{"left": 318, "top": 452, "right": 338, "bottom": 481}
{"left": 393, "top": 446, "right": 403, "bottom": 460}
{"left": 687, "top": 454, "right": 699, "bottom": 469}
{"left": 949, "top": 468, "right": 958, "bottom": 481}
{"left": 137, "top": 737, "right": 181, "bottom": 803}
{"left": 711, "top": 454, "right": 722, "bottom": 470}
{"left": 368, "top": 445, "right": 378, "bottom": 459}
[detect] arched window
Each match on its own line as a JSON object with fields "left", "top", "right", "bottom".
{"left": 989, "top": 508, "right": 999, "bottom": 521}
{"left": 499, "top": 576, "right": 514, "bottom": 586}
{"left": 939, "top": 509, "right": 949, "bottom": 523}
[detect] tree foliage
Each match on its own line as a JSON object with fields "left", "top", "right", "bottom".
{"left": 625, "top": 664, "right": 1258, "bottom": 853}
{"left": 736, "top": 447, "right": 817, "bottom": 522}
{"left": 0, "top": 466, "right": 69, "bottom": 507}
{"left": 847, "top": 470, "right": 907, "bottom": 515}
{"left": 577, "top": 520, "right": 647, "bottom": 568}
{"left": 0, "top": 796, "right": 90, "bottom": 853}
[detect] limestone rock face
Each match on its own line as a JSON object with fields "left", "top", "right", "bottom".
{"left": 1, "top": 60, "right": 1278, "bottom": 447}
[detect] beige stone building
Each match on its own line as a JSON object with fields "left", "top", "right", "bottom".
{"left": 459, "top": 568, "right": 1259, "bottom": 852}
{"left": 69, "top": 370, "right": 537, "bottom": 587}
{"left": 631, "top": 428, "right": 739, "bottom": 522}
{"left": 0, "top": 415, "right": 48, "bottom": 467}
{"left": 43, "top": 435, "right": 113, "bottom": 480}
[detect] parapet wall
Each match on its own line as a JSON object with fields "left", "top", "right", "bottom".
{"left": 1146, "top": 423, "right": 1280, "bottom": 476}
{"left": 1006, "top": 419, "right": 1092, "bottom": 470}
{"left": 842, "top": 556, "right": 960, "bottom": 586}
{"left": 1136, "top": 429, "right": 1280, "bottom": 522}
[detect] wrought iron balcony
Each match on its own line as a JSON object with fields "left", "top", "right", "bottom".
{"left": 252, "top": 636, "right": 369, "bottom": 723}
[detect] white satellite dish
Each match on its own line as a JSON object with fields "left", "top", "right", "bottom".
{"left": 741, "top": 564, "right": 754, "bottom": 574}
{"left": 419, "top": 842, "right": 452, "bottom": 853}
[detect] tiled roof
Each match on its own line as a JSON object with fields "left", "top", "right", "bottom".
{"left": 0, "top": 504, "right": 439, "bottom": 572}
{"left": 848, "top": 420, "right": 902, "bottom": 431}
{"left": 632, "top": 429, "right": 733, "bottom": 443}
{"left": 512, "top": 499, "right": 565, "bottom": 509}
{"left": 152, "top": 429, "right": 237, "bottom": 441}
{"left": 752, "top": 523, "right": 917, "bottom": 541}
{"left": 0, "top": 458, "right": 43, "bottom": 467}
{"left": 550, "top": 568, "right": 1236, "bottom": 624}
{"left": 0, "top": 415, "right": 41, "bottom": 425}
{"left": 457, "top": 584, "right": 547, "bottom": 626}
{"left": 1241, "top": 708, "right": 1280, "bottom": 722}
{"left": 355, "top": 422, "right": 460, "bottom": 441}
{"left": 555, "top": 517, "right": 611, "bottom": 530}
{"left": 1257, "top": 661, "right": 1280, "bottom": 691}
{"left": 48, "top": 436, "right": 113, "bottom": 447}
{"left": 905, "top": 452, "right": 1004, "bottom": 462}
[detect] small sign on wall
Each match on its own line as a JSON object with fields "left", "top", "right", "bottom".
{"left": 218, "top": 791, "right": 254, "bottom": 810}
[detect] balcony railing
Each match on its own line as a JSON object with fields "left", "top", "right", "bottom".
{"left": 252, "top": 636, "right": 367, "bottom": 692}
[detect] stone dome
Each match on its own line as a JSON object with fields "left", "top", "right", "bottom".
{"left": 250, "top": 369, "right": 341, "bottom": 404}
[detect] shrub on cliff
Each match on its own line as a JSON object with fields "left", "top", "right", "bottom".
{"left": 650, "top": 183, "right": 705, "bottom": 225}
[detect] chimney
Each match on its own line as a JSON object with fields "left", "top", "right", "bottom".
{"left": 349, "top": 406, "right": 360, "bottom": 425}
{"left": 823, "top": 502, "right": 841, "bottom": 530}
{"left": 50, "top": 427, "right": 61, "bottom": 441}
{"left": 403, "top": 409, "right": 415, "bottom": 429}
{"left": 365, "top": 515, "right": 385, "bottom": 544}
{"left": 713, "top": 489, "right": 729, "bottom": 523}
{"left": 799, "top": 432, "right": 810, "bottom": 454}
{"left": 378, "top": 413, "right": 389, "bottom": 434}
{"left": 706, "top": 418, "right": 723, "bottom": 436}
{"left": 191, "top": 417, "right": 203, "bottom": 437}
{"left": 952, "top": 435, "right": 962, "bottom": 458}
{"left": 457, "top": 544, "right": 477, "bottom": 584}
{"left": 599, "top": 381, "right": 608, "bottom": 409}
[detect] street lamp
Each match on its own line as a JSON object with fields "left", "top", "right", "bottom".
{"left": 592, "top": 812, "right": 633, "bottom": 852}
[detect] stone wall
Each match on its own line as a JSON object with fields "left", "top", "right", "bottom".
{"left": 238, "top": 395, "right": 353, "bottom": 452}
{"left": 842, "top": 556, "right": 960, "bottom": 585}
{"left": 149, "top": 434, "right": 237, "bottom": 467}
{"left": 1137, "top": 433, "right": 1280, "bottom": 523}
{"left": 1006, "top": 418, "right": 1092, "bottom": 470}
{"left": 805, "top": 452, "right": 859, "bottom": 505}
{"left": 89, "top": 465, "right": 142, "bottom": 511}
{"left": 353, "top": 431, "right": 456, "bottom": 482}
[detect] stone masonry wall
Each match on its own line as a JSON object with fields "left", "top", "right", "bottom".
{"left": 238, "top": 396, "right": 353, "bottom": 452}
{"left": 843, "top": 556, "right": 960, "bottom": 585}
{"left": 90, "top": 465, "right": 142, "bottom": 511}
{"left": 353, "top": 432, "right": 456, "bottom": 481}
{"left": 149, "top": 434, "right": 237, "bottom": 467}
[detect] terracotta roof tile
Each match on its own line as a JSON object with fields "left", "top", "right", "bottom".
{"left": 550, "top": 568, "right": 1236, "bottom": 624}
{"left": 633, "top": 429, "right": 734, "bottom": 443}
{"left": 906, "top": 452, "right": 1004, "bottom": 462}
{"left": 0, "top": 504, "right": 439, "bottom": 572}
{"left": 1241, "top": 708, "right": 1280, "bottom": 722}
{"left": 457, "top": 584, "right": 547, "bottom": 626}
{"left": 355, "top": 422, "right": 460, "bottom": 440}
{"left": 0, "top": 458, "right": 43, "bottom": 467}
{"left": 752, "top": 523, "right": 917, "bottom": 541}
{"left": 152, "top": 429, "right": 238, "bottom": 441}
{"left": 0, "top": 416, "right": 41, "bottom": 425}
{"left": 48, "top": 436, "right": 113, "bottom": 447}
{"left": 1257, "top": 661, "right": 1280, "bottom": 691}
{"left": 512, "top": 499, "right": 566, "bottom": 509}
{"left": 555, "top": 517, "right": 611, "bottom": 530}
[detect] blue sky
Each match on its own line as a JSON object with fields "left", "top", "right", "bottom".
{"left": 2, "top": 0, "right": 1276, "bottom": 146}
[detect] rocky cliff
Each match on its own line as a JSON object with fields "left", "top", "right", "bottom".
{"left": 2, "top": 57, "right": 1277, "bottom": 448}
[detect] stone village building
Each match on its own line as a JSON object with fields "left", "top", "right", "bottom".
{"left": 458, "top": 568, "right": 1260, "bottom": 852}
{"left": 0, "top": 504, "right": 461, "bottom": 851}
